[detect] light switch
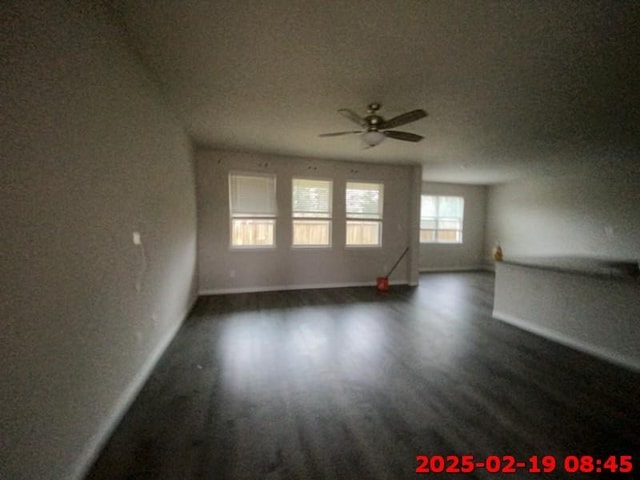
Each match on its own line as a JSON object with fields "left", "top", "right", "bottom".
{"left": 133, "top": 231, "right": 141, "bottom": 245}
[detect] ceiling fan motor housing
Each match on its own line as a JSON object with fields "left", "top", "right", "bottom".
{"left": 366, "top": 115, "right": 383, "bottom": 130}
{"left": 319, "top": 102, "right": 426, "bottom": 146}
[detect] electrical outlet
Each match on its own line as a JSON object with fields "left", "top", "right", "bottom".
{"left": 133, "top": 231, "right": 141, "bottom": 245}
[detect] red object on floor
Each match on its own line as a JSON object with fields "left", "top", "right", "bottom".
{"left": 376, "top": 277, "right": 389, "bottom": 292}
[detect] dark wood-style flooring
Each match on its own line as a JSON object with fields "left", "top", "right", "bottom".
{"left": 86, "top": 273, "right": 639, "bottom": 479}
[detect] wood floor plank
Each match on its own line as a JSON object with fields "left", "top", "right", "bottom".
{"left": 86, "top": 273, "right": 639, "bottom": 479}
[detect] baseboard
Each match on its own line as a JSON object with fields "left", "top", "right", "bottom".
{"left": 492, "top": 310, "right": 640, "bottom": 373}
{"left": 199, "top": 279, "right": 409, "bottom": 295}
{"left": 419, "top": 265, "right": 485, "bottom": 273}
{"left": 72, "top": 296, "right": 196, "bottom": 480}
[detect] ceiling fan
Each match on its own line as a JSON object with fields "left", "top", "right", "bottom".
{"left": 319, "top": 103, "right": 427, "bottom": 147}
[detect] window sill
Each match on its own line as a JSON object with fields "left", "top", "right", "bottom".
{"left": 229, "top": 245, "right": 277, "bottom": 251}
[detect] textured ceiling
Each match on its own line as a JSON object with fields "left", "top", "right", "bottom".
{"left": 114, "top": 0, "right": 639, "bottom": 184}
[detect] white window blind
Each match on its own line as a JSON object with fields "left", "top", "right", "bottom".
{"left": 229, "top": 173, "right": 276, "bottom": 247}
{"left": 346, "top": 182, "right": 383, "bottom": 246}
{"left": 292, "top": 178, "right": 332, "bottom": 246}
{"left": 292, "top": 179, "right": 332, "bottom": 218}
{"left": 420, "top": 195, "right": 464, "bottom": 243}
{"left": 229, "top": 174, "right": 276, "bottom": 217}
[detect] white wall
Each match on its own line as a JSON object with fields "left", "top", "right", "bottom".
{"left": 419, "top": 182, "right": 487, "bottom": 271}
{"left": 197, "top": 150, "right": 420, "bottom": 293}
{"left": 486, "top": 169, "right": 640, "bottom": 370}
{"left": 494, "top": 262, "right": 640, "bottom": 371}
{"left": 485, "top": 169, "right": 640, "bottom": 263}
{"left": 0, "top": 2, "right": 197, "bottom": 479}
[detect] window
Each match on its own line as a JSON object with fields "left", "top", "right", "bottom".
{"left": 229, "top": 173, "right": 276, "bottom": 247}
{"left": 292, "top": 178, "right": 332, "bottom": 246}
{"left": 420, "top": 195, "right": 464, "bottom": 243}
{"left": 346, "top": 182, "right": 383, "bottom": 246}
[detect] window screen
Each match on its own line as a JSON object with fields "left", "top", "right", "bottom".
{"left": 229, "top": 173, "right": 277, "bottom": 247}
{"left": 420, "top": 195, "right": 464, "bottom": 243}
{"left": 346, "top": 182, "right": 383, "bottom": 246}
{"left": 292, "top": 178, "right": 332, "bottom": 246}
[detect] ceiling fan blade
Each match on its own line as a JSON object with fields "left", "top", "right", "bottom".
{"left": 338, "top": 108, "right": 366, "bottom": 126}
{"left": 384, "top": 130, "right": 424, "bottom": 142}
{"left": 318, "top": 130, "right": 363, "bottom": 137}
{"left": 379, "top": 109, "right": 427, "bottom": 129}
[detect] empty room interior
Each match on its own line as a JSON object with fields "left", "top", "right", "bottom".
{"left": 2, "top": 1, "right": 639, "bottom": 479}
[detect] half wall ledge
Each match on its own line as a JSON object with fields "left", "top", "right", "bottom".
{"left": 492, "top": 259, "right": 640, "bottom": 372}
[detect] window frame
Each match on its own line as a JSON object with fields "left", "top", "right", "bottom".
{"left": 291, "top": 177, "right": 333, "bottom": 248}
{"left": 228, "top": 172, "right": 277, "bottom": 249}
{"left": 345, "top": 181, "right": 384, "bottom": 247}
{"left": 419, "top": 195, "right": 464, "bottom": 244}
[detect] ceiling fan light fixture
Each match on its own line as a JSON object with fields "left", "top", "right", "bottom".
{"left": 321, "top": 103, "right": 426, "bottom": 147}
{"left": 363, "top": 130, "right": 385, "bottom": 147}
